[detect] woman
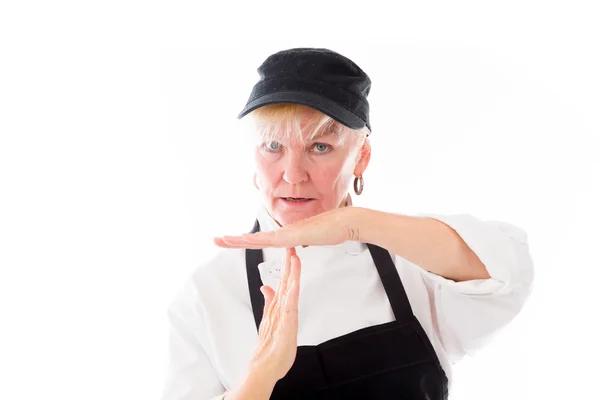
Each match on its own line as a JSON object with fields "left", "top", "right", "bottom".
{"left": 161, "top": 48, "right": 534, "bottom": 400}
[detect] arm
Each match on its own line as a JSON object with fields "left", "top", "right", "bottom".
{"left": 354, "top": 208, "right": 534, "bottom": 360}
{"left": 351, "top": 207, "right": 490, "bottom": 282}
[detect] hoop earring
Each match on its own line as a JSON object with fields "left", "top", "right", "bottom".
{"left": 353, "top": 175, "right": 364, "bottom": 195}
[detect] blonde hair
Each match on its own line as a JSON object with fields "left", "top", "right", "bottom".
{"left": 244, "top": 104, "right": 370, "bottom": 148}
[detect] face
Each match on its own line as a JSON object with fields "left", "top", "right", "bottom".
{"left": 253, "top": 109, "right": 371, "bottom": 226}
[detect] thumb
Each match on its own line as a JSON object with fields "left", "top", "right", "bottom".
{"left": 260, "top": 285, "right": 275, "bottom": 307}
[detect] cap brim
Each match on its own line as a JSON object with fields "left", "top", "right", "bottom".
{"left": 237, "top": 91, "right": 367, "bottom": 130}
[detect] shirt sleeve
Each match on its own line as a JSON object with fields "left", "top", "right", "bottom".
{"left": 160, "top": 278, "right": 227, "bottom": 400}
{"left": 412, "top": 212, "right": 535, "bottom": 363}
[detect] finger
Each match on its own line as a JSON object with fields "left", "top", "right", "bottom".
{"left": 284, "top": 279, "right": 300, "bottom": 312}
{"left": 282, "top": 254, "right": 300, "bottom": 330}
{"left": 284, "top": 251, "right": 299, "bottom": 293}
{"left": 259, "top": 285, "right": 275, "bottom": 336}
{"left": 282, "top": 279, "right": 299, "bottom": 336}
{"left": 241, "top": 232, "right": 277, "bottom": 244}
{"left": 213, "top": 236, "right": 247, "bottom": 247}
{"left": 221, "top": 236, "right": 258, "bottom": 246}
{"left": 263, "top": 285, "right": 277, "bottom": 315}
{"left": 213, "top": 240, "right": 280, "bottom": 249}
{"left": 275, "top": 248, "right": 292, "bottom": 305}
{"left": 243, "top": 242, "right": 286, "bottom": 249}
{"left": 214, "top": 236, "right": 285, "bottom": 249}
{"left": 278, "top": 281, "right": 299, "bottom": 344}
{"left": 281, "top": 248, "right": 295, "bottom": 285}
{"left": 243, "top": 229, "right": 298, "bottom": 248}
{"left": 287, "top": 254, "right": 301, "bottom": 293}
{"left": 212, "top": 237, "right": 228, "bottom": 247}
{"left": 261, "top": 285, "right": 275, "bottom": 307}
{"left": 279, "top": 248, "right": 297, "bottom": 301}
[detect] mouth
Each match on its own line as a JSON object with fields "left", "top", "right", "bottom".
{"left": 280, "top": 197, "right": 315, "bottom": 204}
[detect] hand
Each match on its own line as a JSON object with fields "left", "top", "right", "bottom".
{"left": 248, "top": 248, "right": 302, "bottom": 383}
{"left": 213, "top": 207, "right": 359, "bottom": 249}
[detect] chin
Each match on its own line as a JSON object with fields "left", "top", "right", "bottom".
{"left": 268, "top": 199, "right": 337, "bottom": 226}
{"left": 280, "top": 209, "right": 334, "bottom": 226}
{"left": 276, "top": 212, "right": 310, "bottom": 226}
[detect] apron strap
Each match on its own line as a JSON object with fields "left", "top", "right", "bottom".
{"left": 246, "top": 219, "right": 265, "bottom": 331}
{"left": 366, "top": 243, "right": 414, "bottom": 322}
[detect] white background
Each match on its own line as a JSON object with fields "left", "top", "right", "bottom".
{"left": 1, "top": 1, "right": 598, "bottom": 399}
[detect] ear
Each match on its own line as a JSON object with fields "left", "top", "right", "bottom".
{"left": 354, "top": 138, "right": 371, "bottom": 176}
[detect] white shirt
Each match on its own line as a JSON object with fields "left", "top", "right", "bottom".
{"left": 161, "top": 206, "right": 534, "bottom": 400}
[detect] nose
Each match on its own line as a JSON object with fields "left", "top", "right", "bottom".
{"left": 282, "top": 151, "right": 308, "bottom": 184}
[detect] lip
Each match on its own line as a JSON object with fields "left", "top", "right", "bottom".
{"left": 278, "top": 197, "right": 315, "bottom": 207}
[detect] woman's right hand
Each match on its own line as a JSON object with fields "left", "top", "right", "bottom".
{"left": 248, "top": 247, "right": 302, "bottom": 383}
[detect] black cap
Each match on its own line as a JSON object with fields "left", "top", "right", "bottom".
{"left": 237, "top": 47, "right": 372, "bottom": 132}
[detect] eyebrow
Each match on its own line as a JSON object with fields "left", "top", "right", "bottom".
{"left": 310, "top": 130, "right": 338, "bottom": 141}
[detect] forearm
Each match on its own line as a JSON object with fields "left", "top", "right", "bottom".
{"left": 350, "top": 207, "right": 490, "bottom": 282}
{"left": 224, "top": 368, "right": 277, "bottom": 400}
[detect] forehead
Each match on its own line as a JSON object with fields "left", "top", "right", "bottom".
{"left": 264, "top": 107, "right": 344, "bottom": 142}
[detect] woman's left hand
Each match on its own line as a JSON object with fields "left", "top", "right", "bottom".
{"left": 213, "top": 207, "right": 360, "bottom": 249}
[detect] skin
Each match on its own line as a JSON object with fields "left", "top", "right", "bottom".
{"left": 253, "top": 108, "right": 371, "bottom": 227}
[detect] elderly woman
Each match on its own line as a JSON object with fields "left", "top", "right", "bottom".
{"left": 161, "top": 48, "right": 534, "bottom": 400}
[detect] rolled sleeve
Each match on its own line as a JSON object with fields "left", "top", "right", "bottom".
{"left": 417, "top": 213, "right": 534, "bottom": 295}
{"left": 414, "top": 213, "right": 535, "bottom": 361}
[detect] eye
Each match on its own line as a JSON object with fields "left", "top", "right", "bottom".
{"left": 264, "top": 141, "right": 282, "bottom": 152}
{"left": 312, "top": 143, "right": 332, "bottom": 153}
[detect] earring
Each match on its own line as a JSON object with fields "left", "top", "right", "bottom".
{"left": 353, "top": 175, "right": 364, "bottom": 195}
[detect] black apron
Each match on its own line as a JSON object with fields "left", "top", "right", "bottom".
{"left": 245, "top": 219, "right": 449, "bottom": 399}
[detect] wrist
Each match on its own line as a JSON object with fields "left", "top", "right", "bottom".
{"left": 345, "top": 206, "right": 372, "bottom": 242}
{"left": 247, "top": 362, "right": 278, "bottom": 387}
{"left": 227, "top": 366, "right": 277, "bottom": 400}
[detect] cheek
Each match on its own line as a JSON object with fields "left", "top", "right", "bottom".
{"left": 255, "top": 155, "right": 278, "bottom": 189}
{"left": 312, "top": 159, "right": 354, "bottom": 193}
